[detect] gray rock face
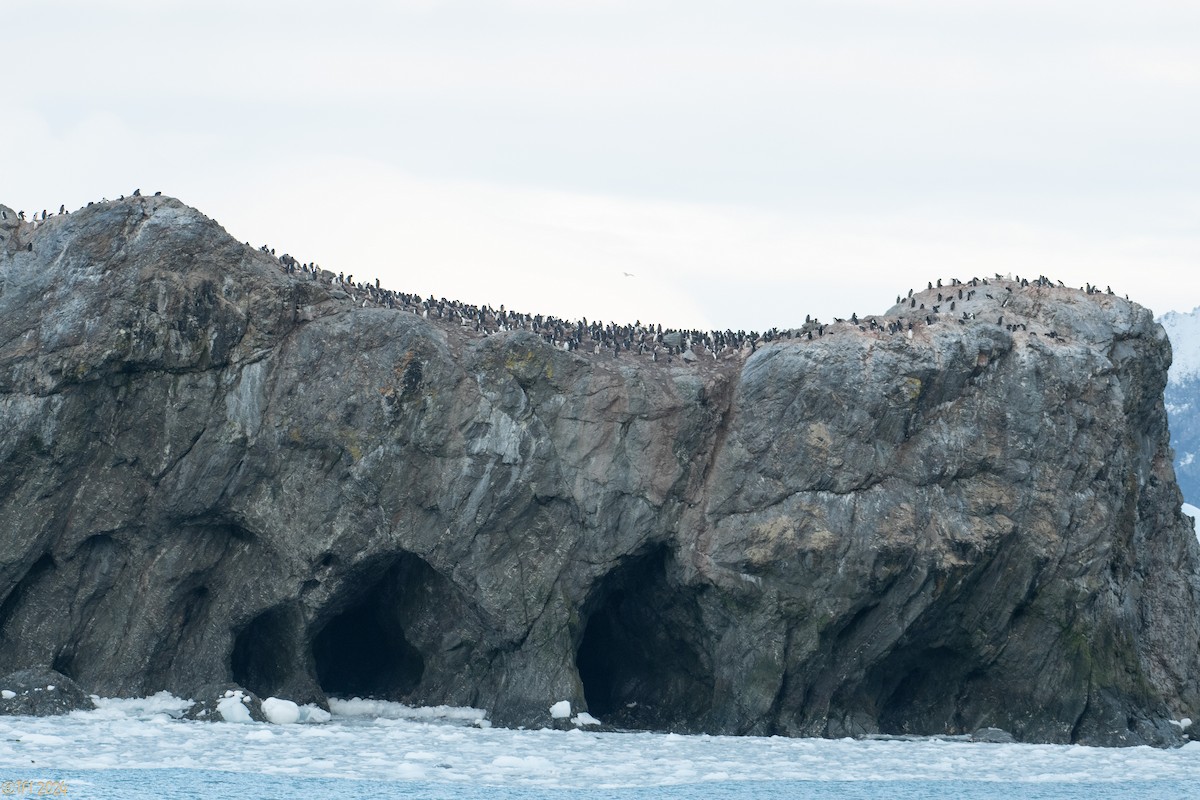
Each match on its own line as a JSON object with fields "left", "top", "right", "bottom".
{"left": 0, "top": 667, "right": 95, "bottom": 715}
{"left": 2, "top": 198, "right": 1199, "bottom": 745}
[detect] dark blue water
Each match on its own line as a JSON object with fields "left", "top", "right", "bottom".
{"left": 10, "top": 769, "right": 1192, "bottom": 799}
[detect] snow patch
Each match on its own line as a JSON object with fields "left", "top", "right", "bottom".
{"left": 572, "top": 712, "right": 601, "bottom": 726}
{"left": 1, "top": 690, "right": 14, "bottom": 699}
{"left": 549, "top": 700, "right": 572, "bottom": 719}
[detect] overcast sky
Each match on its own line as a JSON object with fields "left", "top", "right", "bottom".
{"left": 5, "top": 0, "right": 1198, "bottom": 330}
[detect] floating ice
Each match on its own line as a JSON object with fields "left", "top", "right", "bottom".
{"left": 1, "top": 694, "right": 1199, "bottom": 793}
{"left": 573, "top": 712, "right": 601, "bottom": 726}
{"left": 262, "top": 698, "right": 301, "bottom": 725}
{"left": 1, "top": 690, "right": 14, "bottom": 699}
{"left": 328, "top": 697, "right": 485, "bottom": 723}
{"left": 216, "top": 692, "right": 254, "bottom": 723}
{"left": 297, "top": 704, "right": 331, "bottom": 724}
{"left": 549, "top": 700, "right": 571, "bottom": 719}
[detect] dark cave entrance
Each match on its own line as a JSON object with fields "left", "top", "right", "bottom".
{"left": 311, "top": 575, "right": 425, "bottom": 700}
{"left": 230, "top": 605, "right": 303, "bottom": 699}
{"left": 575, "top": 545, "right": 713, "bottom": 732}
{"left": 868, "top": 644, "right": 978, "bottom": 735}
{"left": 306, "top": 551, "right": 490, "bottom": 707}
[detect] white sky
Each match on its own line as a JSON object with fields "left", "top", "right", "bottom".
{"left": 4, "top": 0, "right": 1198, "bottom": 330}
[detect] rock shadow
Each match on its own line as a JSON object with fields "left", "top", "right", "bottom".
{"left": 309, "top": 552, "right": 487, "bottom": 706}
{"left": 575, "top": 545, "right": 713, "bottom": 732}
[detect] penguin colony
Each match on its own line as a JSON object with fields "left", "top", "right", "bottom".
{"left": 2, "top": 193, "right": 1126, "bottom": 364}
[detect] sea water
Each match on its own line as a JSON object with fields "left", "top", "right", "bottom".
{"left": 1, "top": 695, "right": 1197, "bottom": 799}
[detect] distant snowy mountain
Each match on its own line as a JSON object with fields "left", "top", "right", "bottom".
{"left": 1160, "top": 306, "right": 1200, "bottom": 507}
{"left": 1161, "top": 307, "right": 1200, "bottom": 385}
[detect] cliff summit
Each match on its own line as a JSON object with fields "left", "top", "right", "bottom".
{"left": 1, "top": 196, "right": 1198, "bottom": 745}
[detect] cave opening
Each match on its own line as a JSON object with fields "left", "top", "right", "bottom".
{"left": 310, "top": 557, "right": 428, "bottom": 701}
{"left": 869, "top": 644, "right": 977, "bottom": 735}
{"left": 575, "top": 545, "right": 713, "bottom": 732}
{"left": 230, "top": 605, "right": 301, "bottom": 699}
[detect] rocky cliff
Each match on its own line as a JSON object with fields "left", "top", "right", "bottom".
{"left": 2, "top": 196, "right": 1198, "bottom": 745}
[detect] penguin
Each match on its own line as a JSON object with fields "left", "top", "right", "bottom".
{"left": 133, "top": 189, "right": 141, "bottom": 197}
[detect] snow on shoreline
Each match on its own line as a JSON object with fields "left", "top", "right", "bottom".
{"left": 1, "top": 695, "right": 1199, "bottom": 789}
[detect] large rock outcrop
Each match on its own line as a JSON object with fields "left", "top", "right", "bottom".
{"left": 1, "top": 196, "right": 1198, "bottom": 745}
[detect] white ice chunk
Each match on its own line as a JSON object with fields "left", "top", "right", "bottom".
{"left": 297, "top": 704, "right": 331, "bottom": 724}
{"left": 17, "top": 733, "right": 67, "bottom": 745}
{"left": 1, "top": 690, "right": 14, "bottom": 699}
{"left": 262, "top": 697, "right": 301, "bottom": 725}
{"left": 216, "top": 694, "right": 255, "bottom": 723}
{"left": 327, "top": 697, "right": 485, "bottom": 721}
{"left": 572, "top": 712, "right": 601, "bottom": 726}
{"left": 549, "top": 700, "right": 572, "bottom": 719}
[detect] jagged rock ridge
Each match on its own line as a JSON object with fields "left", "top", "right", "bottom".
{"left": 1, "top": 196, "right": 1199, "bottom": 745}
